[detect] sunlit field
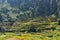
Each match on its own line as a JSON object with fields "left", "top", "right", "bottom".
{"left": 0, "top": 31, "right": 60, "bottom": 40}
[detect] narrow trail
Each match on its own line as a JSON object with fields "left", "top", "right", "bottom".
{"left": 6, "top": 38, "right": 17, "bottom": 40}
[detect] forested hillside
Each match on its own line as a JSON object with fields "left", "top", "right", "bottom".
{"left": 0, "top": 0, "right": 59, "bottom": 19}
{"left": 0, "top": 0, "right": 59, "bottom": 33}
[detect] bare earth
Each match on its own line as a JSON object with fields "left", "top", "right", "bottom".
{"left": 6, "top": 38, "right": 17, "bottom": 40}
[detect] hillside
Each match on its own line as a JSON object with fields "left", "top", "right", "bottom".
{"left": 0, "top": 0, "right": 59, "bottom": 33}
{"left": 0, "top": 0, "right": 59, "bottom": 19}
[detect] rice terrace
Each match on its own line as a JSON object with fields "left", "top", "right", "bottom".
{"left": 0, "top": 0, "right": 60, "bottom": 40}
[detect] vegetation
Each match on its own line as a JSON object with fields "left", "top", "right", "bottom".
{"left": 0, "top": 0, "right": 60, "bottom": 40}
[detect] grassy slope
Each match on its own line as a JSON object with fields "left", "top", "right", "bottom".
{"left": 0, "top": 32, "right": 60, "bottom": 40}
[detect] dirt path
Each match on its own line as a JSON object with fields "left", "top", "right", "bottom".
{"left": 6, "top": 38, "right": 17, "bottom": 40}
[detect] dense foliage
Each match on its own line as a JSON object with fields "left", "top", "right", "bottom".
{"left": 0, "top": 0, "right": 59, "bottom": 33}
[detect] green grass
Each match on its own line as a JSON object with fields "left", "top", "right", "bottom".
{"left": 0, "top": 32, "right": 60, "bottom": 40}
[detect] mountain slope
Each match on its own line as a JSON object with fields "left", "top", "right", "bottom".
{"left": 0, "top": 0, "right": 58, "bottom": 21}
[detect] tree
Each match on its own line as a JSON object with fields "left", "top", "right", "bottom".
{"left": 0, "top": 13, "right": 3, "bottom": 23}
{"left": 7, "top": 14, "right": 14, "bottom": 26}
{"left": 28, "top": 24, "right": 36, "bottom": 32}
{"left": 0, "top": 27, "right": 5, "bottom": 33}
